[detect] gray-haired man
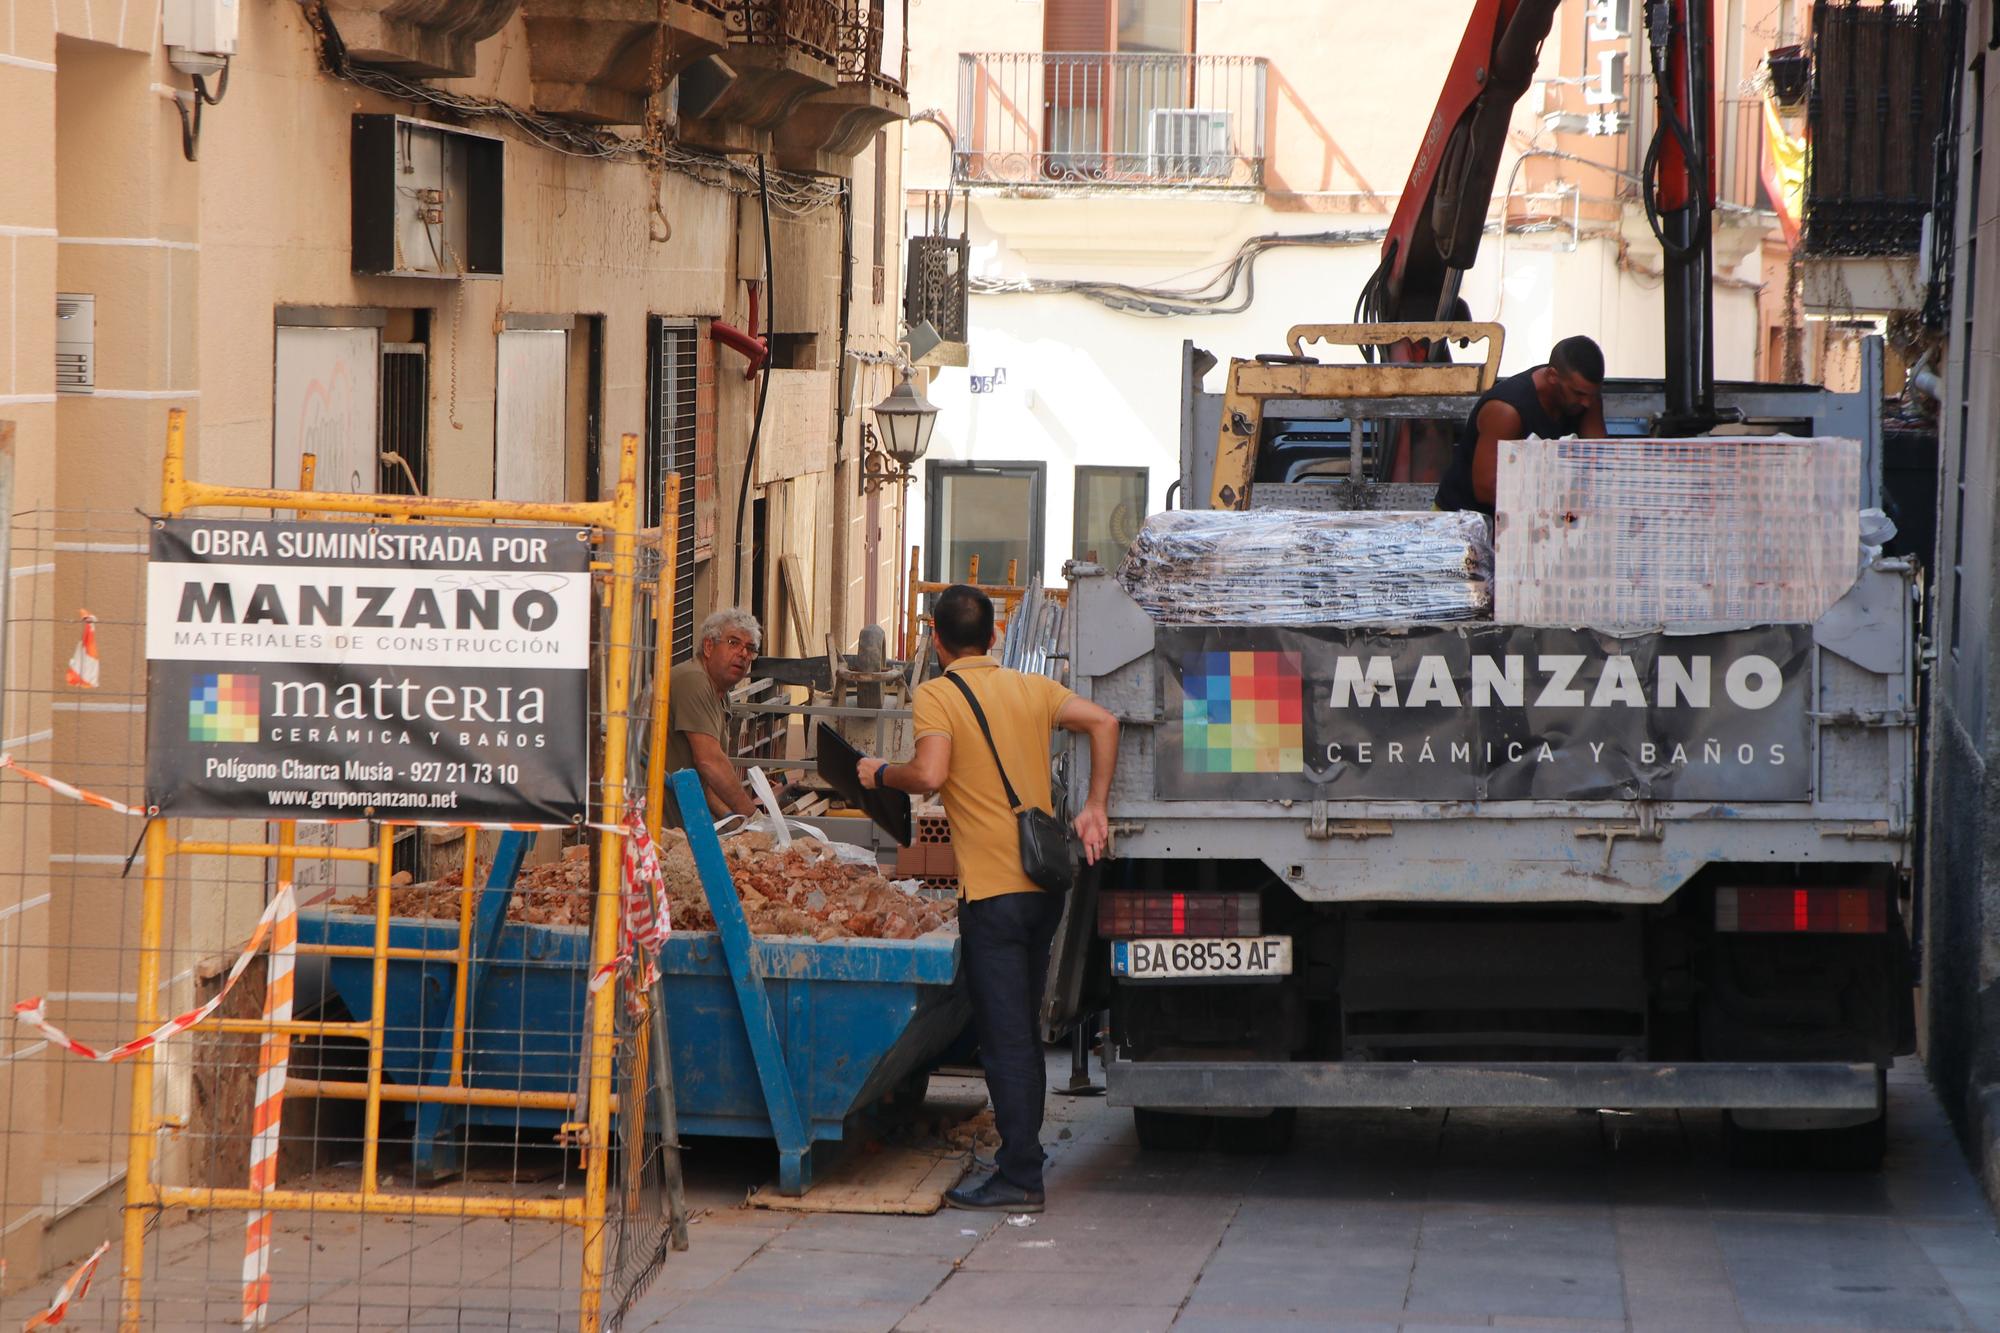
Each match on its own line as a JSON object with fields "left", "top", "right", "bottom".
{"left": 666, "top": 608, "right": 762, "bottom": 822}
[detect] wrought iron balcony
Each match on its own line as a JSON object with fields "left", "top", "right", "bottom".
{"left": 954, "top": 52, "right": 1266, "bottom": 190}
{"left": 838, "top": 0, "right": 905, "bottom": 93}
{"left": 729, "top": 0, "right": 842, "bottom": 68}
{"left": 1804, "top": 0, "right": 1954, "bottom": 256}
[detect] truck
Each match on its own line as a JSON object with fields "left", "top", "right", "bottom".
{"left": 1032, "top": 0, "right": 1920, "bottom": 1168}
{"left": 1041, "top": 326, "right": 1919, "bottom": 1167}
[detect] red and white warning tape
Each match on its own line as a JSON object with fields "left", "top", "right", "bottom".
{"left": 240, "top": 885, "right": 297, "bottom": 1330}
{"left": 589, "top": 804, "right": 670, "bottom": 1002}
{"left": 21, "top": 1240, "right": 108, "bottom": 1330}
{"left": 13, "top": 883, "right": 299, "bottom": 1063}
{"left": 0, "top": 754, "right": 143, "bottom": 818}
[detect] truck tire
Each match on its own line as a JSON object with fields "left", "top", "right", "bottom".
{"left": 1723, "top": 1079, "right": 1888, "bottom": 1171}
{"left": 1133, "top": 1108, "right": 1211, "bottom": 1151}
{"left": 1216, "top": 1108, "right": 1297, "bottom": 1155}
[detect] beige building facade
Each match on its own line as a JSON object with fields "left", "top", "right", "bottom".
{"left": 900, "top": 0, "right": 1794, "bottom": 583}
{"left": 1, "top": 0, "right": 914, "bottom": 1287}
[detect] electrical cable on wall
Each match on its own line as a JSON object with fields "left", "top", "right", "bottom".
{"left": 969, "top": 229, "right": 1388, "bottom": 318}
{"left": 172, "top": 55, "right": 231, "bottom": 161}
{"left": 298, "top": 0, "right": 841, "bottom": 218}
{"left": 732, "top": 155, "right": 777, "bottom": 604}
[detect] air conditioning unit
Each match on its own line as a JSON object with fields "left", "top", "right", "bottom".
{"left": 351, "top": 115, "right": 504, "bottom": 279}
{"left": 1147, "top": 109, "right": 1233, "bottom": 181}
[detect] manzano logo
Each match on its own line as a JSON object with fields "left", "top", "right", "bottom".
{"left": 188, "top": 672, "right": 261, "bottom": 742}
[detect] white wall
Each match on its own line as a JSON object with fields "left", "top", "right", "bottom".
{"left": 908, "top": 219, "right": 1766, "bottom": 583}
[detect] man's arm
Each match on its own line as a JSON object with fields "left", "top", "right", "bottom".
{"left": 1579, "top": 391, "right": 1607, "bottom": 438}
{"left": 859, "top": 736, "right": 950, "bottom": 796}
{"left": 1055, "top": 694, "right": 1119, "bottom": 864}
{"left": 685, "top": 731, "right": 757, "bottom": 818}
{"left": 1471, "top": 399, "right": 1525, "bottom": 507}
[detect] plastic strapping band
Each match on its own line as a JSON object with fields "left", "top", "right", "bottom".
{"left": 13, "top": 883, "right": 298, "bottom": 1063}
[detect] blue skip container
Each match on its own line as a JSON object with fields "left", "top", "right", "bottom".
{"left": 295, "top": 769, "right": 967, "bottom": 1193}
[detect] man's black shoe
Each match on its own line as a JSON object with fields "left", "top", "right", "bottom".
{"left": 944, "top": 1173, "right": 1044, "bottom": 1213}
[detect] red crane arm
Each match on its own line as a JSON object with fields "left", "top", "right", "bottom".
{"left": 1360, "top": 0, "right": 1564, "bottom": 325}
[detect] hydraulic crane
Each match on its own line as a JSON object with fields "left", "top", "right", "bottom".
{"left": 1356, "top": 0, "right": 1721, "bottom": 434}
{"left": 1206, "top": 0, "right": 1732, "bottom": 510}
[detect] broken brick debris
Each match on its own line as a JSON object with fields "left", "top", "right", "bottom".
{"left": 335, "top": 833, "right": 956, "bottom": 942}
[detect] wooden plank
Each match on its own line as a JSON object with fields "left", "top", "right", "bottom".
{"left": 781, "top": 552, "right": 812, "bottom": 658}
{"left": 747, "top": 1147, "right": 967, "bottom": 1215}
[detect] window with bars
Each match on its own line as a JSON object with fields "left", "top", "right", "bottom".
{"left": 379, "top": 343, "right": 429, "bottom": 496}
{"left": 648, "top": 318, "right": 700, "bottom": 663}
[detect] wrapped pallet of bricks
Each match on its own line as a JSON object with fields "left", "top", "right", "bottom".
{"left": 1493, "top": 436, "right": 1861, "bottom": 626}
{"left": 1116, "top": 509, "right": 1493, "bottom": 625}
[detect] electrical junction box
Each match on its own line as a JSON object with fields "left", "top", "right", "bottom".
{"left": 56, "top": 294, "right": 93, "bottom": 395}
{"left": 351, "top": 115, "right": 504, "bottom": 279}
{"left": 163, "top": 0, "right": 237, "bottom": 54}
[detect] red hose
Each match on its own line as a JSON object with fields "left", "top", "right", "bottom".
{"left": 710, "top": 320, "right": 766, "bottom": 378}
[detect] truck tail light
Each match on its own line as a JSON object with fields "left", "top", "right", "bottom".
{"left": 1097, "top": 891, "right": 1261, "bottom": 938}
{"left": 1714, "top": 886, "right": 1887, "bottom": 934}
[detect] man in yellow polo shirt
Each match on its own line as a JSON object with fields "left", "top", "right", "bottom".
{"left": 858, "top": 584, "right": 1119, "bottom": 1213}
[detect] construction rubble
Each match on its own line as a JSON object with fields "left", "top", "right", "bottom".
{"left": 336, "top": 831, "right": 955, "bottom": 942}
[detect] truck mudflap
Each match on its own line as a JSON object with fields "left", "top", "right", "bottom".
{"left": 1105, "top": 1058, "right": 1881, "bottom": 1111}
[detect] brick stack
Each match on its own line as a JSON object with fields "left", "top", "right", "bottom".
{"left": 1494, "top": 436, "right": 1861, "bottom": 626}
{"left": 894, "top": 812, "right": 958, "bottom": 897}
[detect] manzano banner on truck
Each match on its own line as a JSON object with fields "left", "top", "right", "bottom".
{"left": 1158, "top": 623, "right": 1814, "bottom": 802}
{"left": 144, "top": 518, "right": 591, "bottom": 823}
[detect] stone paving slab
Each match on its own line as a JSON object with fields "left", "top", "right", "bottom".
{"left": 25, "top": 1055, "right": 2000, "bottom": 1332}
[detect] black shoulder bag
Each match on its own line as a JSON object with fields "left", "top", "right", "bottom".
{"left": 945, "top": 672, "right": 1077, "bottom": 895}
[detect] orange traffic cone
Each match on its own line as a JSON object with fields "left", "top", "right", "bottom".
{"left": 64, "top": 610, "right": 99, "bottom": 689}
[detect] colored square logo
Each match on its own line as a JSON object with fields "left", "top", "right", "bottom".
{"left": 188, "top": 673, "right": 260, "bottom": 743}
{"left": 1180, "top": 651, "right": 1303, "bottom": 774}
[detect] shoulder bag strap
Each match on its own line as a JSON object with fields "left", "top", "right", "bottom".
{"left": 944, "top": 671, "right": 1024, "bottom": 813}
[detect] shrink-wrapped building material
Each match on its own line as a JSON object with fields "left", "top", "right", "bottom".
{"left": 1493, "top": 436, "right": 1861, "bottom": 626}
{"left": 1116, "top": 509, "right": 1493, "bottom": 625}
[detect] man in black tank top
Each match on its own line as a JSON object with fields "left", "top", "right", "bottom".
{"left": 1435, "top": 334, "right": 1607, "bottom": 514}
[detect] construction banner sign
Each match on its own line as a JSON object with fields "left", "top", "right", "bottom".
{"left": 1157, "top": 623, "right": 1814, "bottom": 802}
{"left": 145, "top": 519, "right": 591, "bottom": 822}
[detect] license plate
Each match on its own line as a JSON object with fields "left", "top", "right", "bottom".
{"left": 1111, "top": 936, "right": 1292, "bottom": 979}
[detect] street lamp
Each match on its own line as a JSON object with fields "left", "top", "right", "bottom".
{"left": 862, "top": 366, "right": 939, "bottom": 493}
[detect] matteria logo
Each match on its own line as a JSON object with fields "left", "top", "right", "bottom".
{"left": 188, "top": 672, "right": 261, "bottom": 743}
{"left": 1180, "top": 650, "right": 1305, "bottom": 775}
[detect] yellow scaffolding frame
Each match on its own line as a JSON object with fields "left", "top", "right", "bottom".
{"left": 119, "top": 409, "right": 667, "bottom": 1332}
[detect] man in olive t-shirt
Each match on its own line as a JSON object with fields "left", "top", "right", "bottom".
{"left": 857, "top": 585, "right": 1120, "bottom": 1214}
{"left": 665, "top": 609, "right": 761, "bottom": 823}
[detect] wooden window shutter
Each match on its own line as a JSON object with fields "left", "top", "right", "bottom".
{"left": 1043, "top": 0, "right": 1109, "bottom": 52}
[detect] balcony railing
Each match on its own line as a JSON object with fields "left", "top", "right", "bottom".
{"left": 838, "top": 0, "right": 906, "bottom": 92}
{"left": 955, "top": 52, "right": 1266, "bottom": 190}
{"left": 729, "top": 0, "right": 842, "bottom": 67}
{"left": 1616, "top": 76, "right": 1770, "bottom": 213}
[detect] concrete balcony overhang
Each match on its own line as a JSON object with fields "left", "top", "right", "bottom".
{"left": 1800, "top": 254, "right": 1923, "bottom": 316}
{"left": 773, "top": 79, "right": 909, "bottom": 177}
{"left": 520, "top": 0, "right": 729, "bottom": 125}
{"left": 968, "top": 190, "right": 1264, "bottom": 265}
{"left": 326, "top": 0, "right": 523, "bottom": 79}
{"left": 697, "top": 40, "right": 838, "bottom": 133}
{"left": 1616, "top": 202, "right": 1779, "bottom": 273}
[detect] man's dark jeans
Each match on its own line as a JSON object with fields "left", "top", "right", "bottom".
{"left": 959, "top": 888, "right": 1063, "bottom": 1192}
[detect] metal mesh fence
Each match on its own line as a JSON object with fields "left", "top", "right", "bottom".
{"left": 1, "top": 478, "right": 681, "bottom": 1329}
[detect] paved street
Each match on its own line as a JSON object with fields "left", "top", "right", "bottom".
{"left": 16, "top": 1056, "right": 1995, "bottom": 1330}
{"left": 615, "top": 1057, "right": 2000, "bottom": 1333}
